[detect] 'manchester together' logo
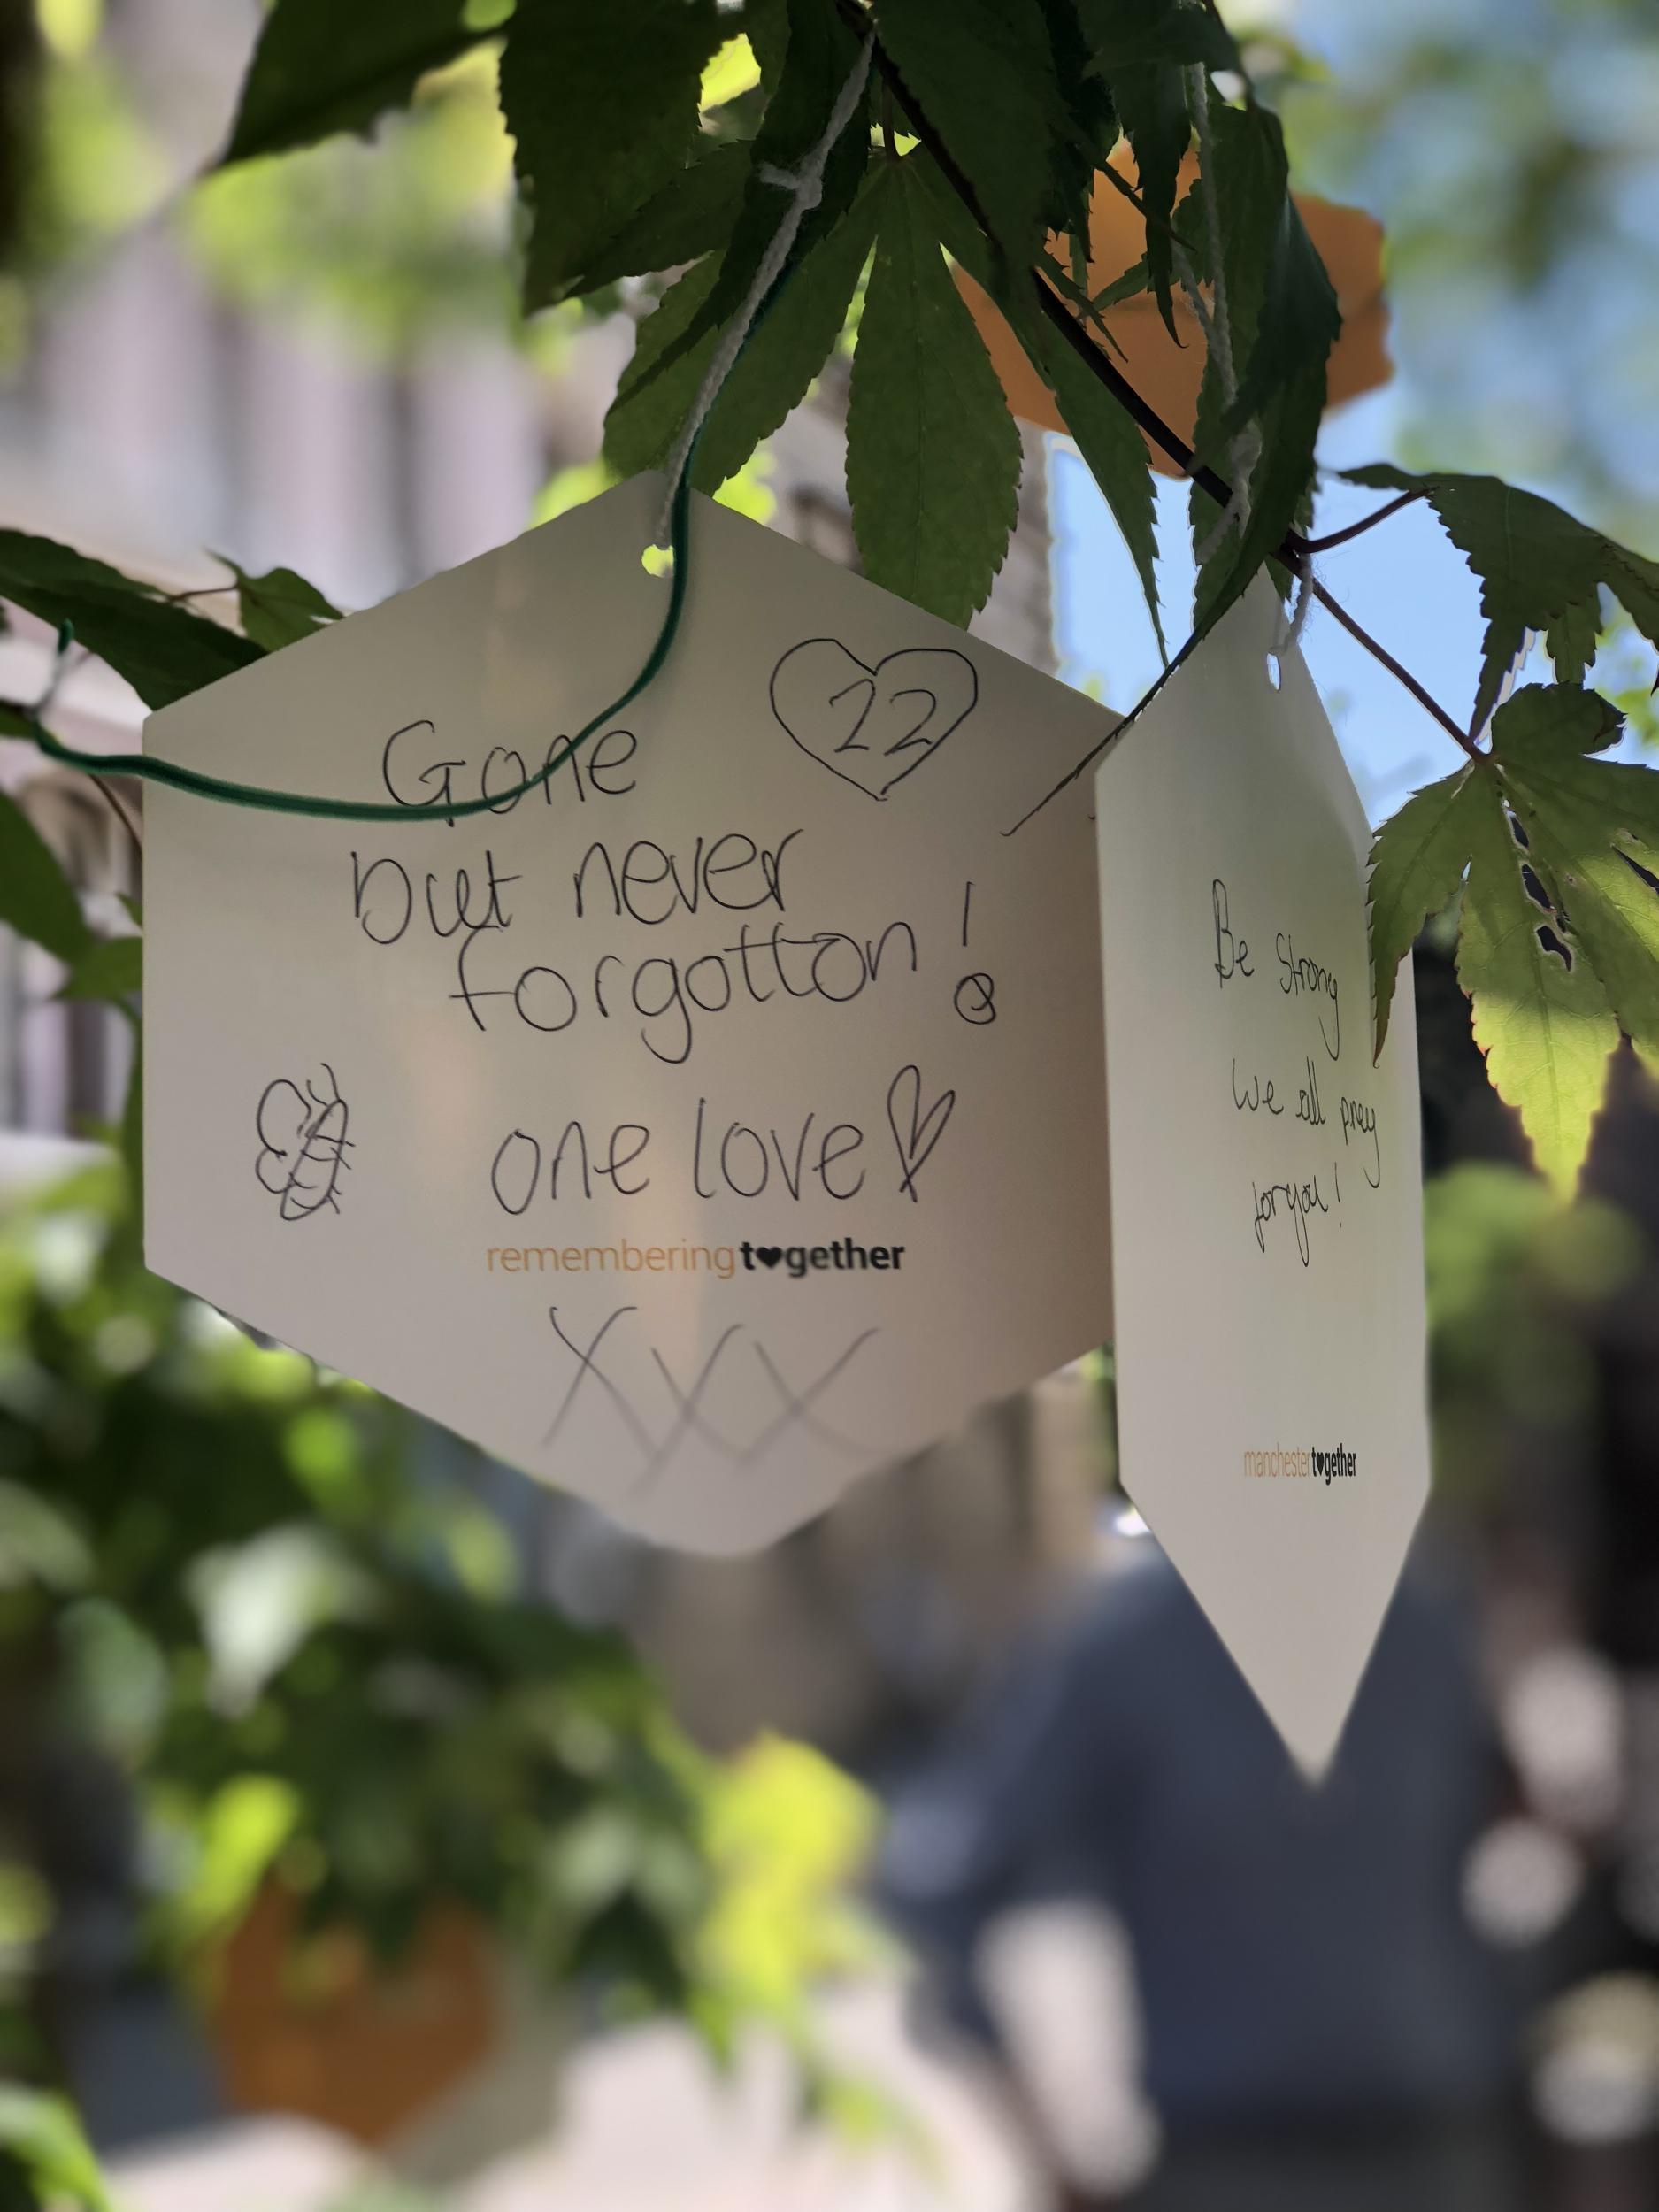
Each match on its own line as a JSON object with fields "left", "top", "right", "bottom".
{"left": 1243, "top": 1442, "right": 1358, "bottom": 1486}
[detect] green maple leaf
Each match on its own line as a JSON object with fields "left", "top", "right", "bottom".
{"left": 603, "top": 258, "right": 726, "bottom": 487}
{"left": 1457, "top": 762, "right": 1617, "bottom": 1196}
{"left": 689, "top": 181, "right": 882, "bottom": 494}
{"left": 1368, "top": 685, "right": 1659, "bottom": 1192}
{"left": 621, "top": 0, "right": 872, "bottom": 403}
{"left": 214, "top": 557, "right": 342, "bottom": 653}
{"left": 846, "top": 159, "right": 1023, "bottom": 626}
{"left": 909, "top": 151, "right": 1163, "bottom": 650}
{"left": 874, "top": 0, "right": 1069, "bottom": 272}
{"left": 1080, "top": 0, "right": 1236, "bottom": 69}
{"left": 0, "top": 530, "right": 260, "bottom": 708}
{"left": 220, "top": 0, "right": 497, "bottom": 166}
{"left": 58, "top": 933, "right": 143, "bottom": 1007}
{"left": 502, "top": 0, "right": 724, "bottom": 311}
{"left": 1347, "top": 465, "right": 1659, "bottom": 733}
{"left": 1189, "top": 100, "right": 1337, "bottom": 632}
{"left": 0, "top": 787, "right": 93, "bottom": 966}
{"left": 577, "top": 140, "right": 754, "bottom": 296}
{"left": 603, "top": 183, "right": 881, "bottom": 494}
{"left": 1494, "top": 685, "right": 1659, "bottom": 1074}
{"left": 1367, "top": 761, "right": 1484, "bottom": 1057}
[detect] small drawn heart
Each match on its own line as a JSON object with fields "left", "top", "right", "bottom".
{"left": 769, "top": 637, "right": 979, "bottom": 800}
{"left": 755, "top": 1246, "right": 784, "bottom": 1268}
{"left": 886, "top": 1063, "right": 956, "bottom": 1203}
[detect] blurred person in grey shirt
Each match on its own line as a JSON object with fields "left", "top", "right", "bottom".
{"left": 876, "top": 1537, "right": 1523, "bottom": 2211}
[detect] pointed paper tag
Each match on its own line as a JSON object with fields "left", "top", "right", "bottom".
{"left": 143, "top": 477, "right": 1116, "bottom": 1553}
{"left": 1094, "top": 585, "right": 1431, "bottom": 1774}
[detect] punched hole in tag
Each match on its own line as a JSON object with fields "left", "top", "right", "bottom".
{"left": 641, "top": 541, "right": 676, "bottom": 581}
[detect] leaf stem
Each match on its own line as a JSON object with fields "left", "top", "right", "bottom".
{"left": 1302, "top": 490, "right": 1425, "bottom": 554}
{"left": 88, "top": 772, "right": 143, "bottom": 871}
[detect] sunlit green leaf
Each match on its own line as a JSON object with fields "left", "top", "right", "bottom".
{"left": 0, "top": 2088, "right": 113, "bottom": 2212}
{"left": 1367, "top": 764, "right": 1482, "bottom": 1056}
{"left": 215, "top": 557, "right": 342, "bottom": 654}
{"left": 1458, "top": 754, "right": 1618, "bottom": 1194}
{"left": 1493, "top": 685, "right": 1659, "bottom": 1075}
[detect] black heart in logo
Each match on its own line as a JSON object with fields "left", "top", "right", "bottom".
{"left": 755, "top": 1246, "right": 784, "bottom": 1268}
{"left": 769, "top": 637, "right": 979, "bottom": 800}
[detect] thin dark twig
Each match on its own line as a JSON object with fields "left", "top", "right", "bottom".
{"left": 1031, "top": 269, "right": 1240, "bottom": 505}
{"left": 1310, "top": 580, "right": 1480, "bottom": 759}
{"left": 1093, "top": 157, "right": 1149, "bottom": 221}
{"left": 157, "top": 582, "right": 237, "bottom": 606}
{"left": 1002, "top": 628, "right": 1209, "bottom": 836}
{"left": 1302, "top": 490, "right": 1425, "bottom": 555}
{"left": 88, "top": 772, "right": 142, "bottom": 870}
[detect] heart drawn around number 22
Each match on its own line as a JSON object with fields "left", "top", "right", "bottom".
{"left": 769, "top": 638, "right": 979, "bottom": 800}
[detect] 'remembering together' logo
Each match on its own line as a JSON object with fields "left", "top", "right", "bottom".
{"left": 486, "top": 1234, "right": 904, "bottom": 1282}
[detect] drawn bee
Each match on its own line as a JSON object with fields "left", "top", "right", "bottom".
{"left": 255, "top": 1064, "right": 353, "bottom": 1222}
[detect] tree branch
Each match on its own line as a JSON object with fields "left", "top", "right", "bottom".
{"left": 1310, "top": 580, "right": 1480, "bottom": 759}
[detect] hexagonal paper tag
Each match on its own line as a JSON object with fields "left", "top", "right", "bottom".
{"left": 143, "top": 477, "right": 1115, "bottom": 1551}
{"left": 1095, "top": 584, "right": 1431, "bottom": 1775}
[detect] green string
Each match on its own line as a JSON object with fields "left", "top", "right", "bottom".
{"left": 23, "top": 465, "right": 695, "bottom": 826}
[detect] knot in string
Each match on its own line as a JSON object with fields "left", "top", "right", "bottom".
{"left": 654, "top": 35, "right": 874, "bottom": 546}
{"left": 757, "top": 161, "right": 823, "bottom": 212}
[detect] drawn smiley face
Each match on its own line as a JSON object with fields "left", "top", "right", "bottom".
{"left": 768, "top": 638, "right": 979, "bottom": 799}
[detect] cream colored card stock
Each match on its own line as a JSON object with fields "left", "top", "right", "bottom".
{"left": 1095, "top": 586, "right": 1431, "bottom": 1773}
{"left": 144, "top": 477, "right": 1116, "bottom": 1552}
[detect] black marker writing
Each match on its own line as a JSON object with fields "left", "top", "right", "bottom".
{"left": 255, "top": 1064, "right": 352, "bottom": 1221}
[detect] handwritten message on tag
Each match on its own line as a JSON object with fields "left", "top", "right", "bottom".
{"left": 1095, "top": 586, "right": 1430, "bottom": 1773}
{"left": 143, "top": 477, "right": 1115, "bottom": 1552}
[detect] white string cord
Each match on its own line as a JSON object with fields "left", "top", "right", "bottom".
{"left": 655, "top": 36, "right": 874, "bottom": 545}
{"left": 1274, "top": 555, "right": 1314, "bottom": 659}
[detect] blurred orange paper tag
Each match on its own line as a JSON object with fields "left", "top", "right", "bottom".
{"left": 1095, "top": 586, "right": 1431, "bottom": 1774}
